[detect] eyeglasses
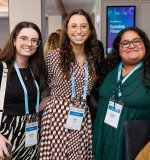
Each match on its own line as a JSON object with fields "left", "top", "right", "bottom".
{"left": 18, "top": 36, "right": 41, "bottom": 47}
{"left": 119, "top": 38, "right": 143, "bottom": 48}
{"left": 68, "top": 23, "right": 89, "bottom": 32}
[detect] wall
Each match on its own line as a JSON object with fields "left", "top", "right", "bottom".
{"left": 48, "top": 15, "right": 62, "bottom": 35}
{"left": 140, "top": 2, "right": 150, "bottom": 37}
{"left": 9, "top": 0, "right": 42, "bottom": 32}
{"left": 90, "top": 0, "right": 102, "bottom": 41}
{"left": 0, "top": 18, "right": 9, "bottom": 49}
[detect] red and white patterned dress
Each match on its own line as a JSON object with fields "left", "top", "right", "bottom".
{"left": 40, "top": 49, "right": 95, "bottom": 160}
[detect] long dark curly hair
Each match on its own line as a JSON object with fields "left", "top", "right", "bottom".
{"left": 100, "top": 27, "right": 150, "bottom": 90}
{"left": 59, "top": 9, "right": 103, "bottom": 81}
{"left": 0, "top": 21, "right": 47, "bottom": 90}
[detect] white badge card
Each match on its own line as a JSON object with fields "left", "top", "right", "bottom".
{"left": 104, "top": 100, "right": 123, "bottom": 128}
{"left": 65, "top": 106, "right": 85, "bottom": 131}
{"left": 25, "top": 122, "right": 38, "bottom": 147}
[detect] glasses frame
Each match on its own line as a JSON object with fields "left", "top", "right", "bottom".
{"left": 67, "top": 23, "right": 89, "bottom": 32}
{"left": 17, "top": 36, "right": 41, "bottom": 47}
{"left": 119, "top": 38, "right": 143, "bottom": 48}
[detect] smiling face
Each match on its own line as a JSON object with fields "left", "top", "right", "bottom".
{"left": 14, "top": 28, "right": 39, "bottom": 60}
{"left": 119, "top": 30, "right": 146, "bottom": 65}
{"left": 67, "top": 14, "right": 91, "bottom": 47}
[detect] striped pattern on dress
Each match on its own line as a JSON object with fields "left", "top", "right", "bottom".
{"left": 0, "top": 114, "right": 39, "bottom": 160}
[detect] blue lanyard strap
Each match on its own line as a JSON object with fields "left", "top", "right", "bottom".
{"left": 71, "top": 70, "right": 76, "bottom": 98}
{"left": 14, "top": 62, "right": 40, "bottom": 114}
{"left": 29, "top": 67, "right": 40, "bottom": 113}
{"left": 117, "top": 61, "right": 143, "bottom": 97}
{"left": 71, "top": 61, "right": 89, "bottom": 100}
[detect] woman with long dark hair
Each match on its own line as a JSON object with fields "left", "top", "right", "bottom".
{"left": 93, "top": 27, "right": 150, "bottom": 160}
{"left": 40, "top": 9, "right": 104, "bottom": 159}
{"left": 0, "top": 21, "right": 47, "bottom": 160}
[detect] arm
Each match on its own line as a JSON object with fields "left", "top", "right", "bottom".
{"left": 39, "top": 86, "right": 50, "bottom": 111}
{"left": 39, "top": 51, "right": 55, "bottom": 111}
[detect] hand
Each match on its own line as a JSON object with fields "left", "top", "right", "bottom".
{"left": 0, "top": 134, "right": 12, "bottom": 160}
{"left": 4, "top": 154, "right": 12, "bottom": 160}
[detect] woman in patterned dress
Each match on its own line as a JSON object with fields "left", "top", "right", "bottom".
{"left": 0, "top": 21, "right": 47, "bottom": 160}
{"left": 40, "top": 9, "right": 103, "bottom": 159}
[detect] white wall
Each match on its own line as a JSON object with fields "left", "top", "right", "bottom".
{"left": 90, "top": 0, "right": 102, "bottom": 41}
{"left": 48, "top": 15, "right": 62, "bottom": 36}
{"left": 0, "top": 18, "right": 9, "bottom": 49}
{"left": 9, "top": 0, "right": 42, "bottom": 32}
{"left": 140, "top": 2, "right": 150, "bottom": 38}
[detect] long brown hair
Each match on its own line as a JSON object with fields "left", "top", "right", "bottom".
{"left": 59, "top": 9, "right": 103, "bottom": 80}
{"left": 44, "top": 32, "right": 60, "bottom": 54}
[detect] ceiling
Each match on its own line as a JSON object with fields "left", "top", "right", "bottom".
{"left": 0, "top": 0, "right": 95, "bottom": 17}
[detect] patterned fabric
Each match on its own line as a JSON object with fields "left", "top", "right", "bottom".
{"left": 40, "top": 49, "right": 95, "bottom": 159}
{"left": 0, "top": 114, "right": 39, "bottom": 160}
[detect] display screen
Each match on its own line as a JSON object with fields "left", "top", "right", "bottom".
{"left": 106, "top": 6, "right": 136, "bottom": 54}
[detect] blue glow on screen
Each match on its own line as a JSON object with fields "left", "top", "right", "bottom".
{"left": 107, "top": 6, "right": 135, "bottom": 54}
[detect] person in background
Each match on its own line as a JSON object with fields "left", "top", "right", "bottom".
{"left": 0, "top": 21, "right": 47, "bottom": 160}
{"left": 56, "top": 28, "right": 62, "bottom": 35}
{"left": 44, "top": 32, "right": 60, "bottom": 54}
{"left": 97, "top": 40, "right": 104, "bottom": 60}
{"left": 93, "top": 27, "right": 150, "bottom": 160}
{"left": 39, "top": 9, "right": 103, "bottom": 159}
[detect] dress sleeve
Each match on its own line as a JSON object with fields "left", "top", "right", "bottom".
{"left": 44, "top": 51, "right": 53, "bottom": 86}
{"left": 44, "top": 49, "right": 60, "bottom": 89}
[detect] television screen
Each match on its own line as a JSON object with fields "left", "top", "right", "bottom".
{"left": 106, "top": 6, "right": 136, "bottom": 54}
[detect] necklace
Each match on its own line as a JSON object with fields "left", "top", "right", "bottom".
{"left": 20, "top": 68, "right": 28, "bottom": 80}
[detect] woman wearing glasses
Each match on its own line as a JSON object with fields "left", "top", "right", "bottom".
{"left": 0, "top": 21, "right": 47, "bottom": 159}
{"left": 39, "top": 9, "right": 103, "bottom": 159}
{"left": 93, "top": 27, "right": 150, "bottom": 160}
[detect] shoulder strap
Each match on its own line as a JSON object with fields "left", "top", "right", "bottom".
{"left": 0, "top": 62, "right": 8, "bottom": 126}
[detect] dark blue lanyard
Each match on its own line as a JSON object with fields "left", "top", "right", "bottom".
{"left": 117, "top": 62, "right": 143, "bottom": 98}
{"left": 71, "top": 61, "right": 88, "bottom": 100}
{"left": 14, "top": 62, "right": 40, "bottom": 114}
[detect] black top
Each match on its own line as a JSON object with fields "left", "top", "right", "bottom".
{"left": 0, "top": 62, "right": 37, "bottom": 115}
{"left": 97, "top": 40, "right": 104, "bottom": 60}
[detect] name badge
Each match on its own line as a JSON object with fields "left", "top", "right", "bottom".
{"left": 65, "top": 106, "right": 85, "bottom": 131}
{"left": 25, "top": 122, "right": 38, "bottom": 147}
{"left": 104, "top": 100, "right": 123, "bottom": 128}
